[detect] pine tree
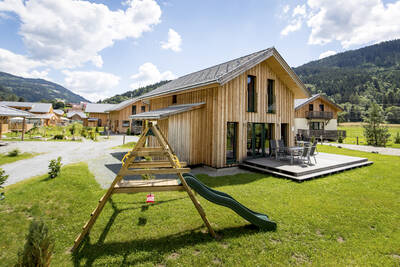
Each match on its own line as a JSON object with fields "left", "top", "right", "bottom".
{"left": 363, "top": 103, "right": 391, "bottom": 147}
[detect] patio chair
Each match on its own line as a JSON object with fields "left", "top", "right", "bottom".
{"left": 277, "top": 139, "right": 287, "bottom": 159}
{"left": 269, "top": 140, "right": 278, "bottom": 159}
{"left": 309, "top": 139, "right": 318, "bottom": 164}
{"left": 296, "top": 145, "right": 311, "bottom": 165}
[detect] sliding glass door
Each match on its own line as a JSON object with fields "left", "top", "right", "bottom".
{"left": 247, "top": 123, "right": 274, "bottom": 158}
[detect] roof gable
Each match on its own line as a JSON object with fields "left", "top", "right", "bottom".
{"left": 294, "top": 94, "right": 343, "bottom": 111}
{"left": 85, "top": 103, "right": 116, "bottom": 113}
{"left": 140, "top": 48, "right": 310, "bottom": 99}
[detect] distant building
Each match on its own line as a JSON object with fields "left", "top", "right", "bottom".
{"left": 294, "top": 94, "right": 345, "bottom": 140}
{"left": 0, "top": 101, "right": 58, "bottom": 126}
{"left": 84, "top": 103, "right": 115, "bottom": 127}
{"left": 67, "top": 110, "right": 87, "bottom": 124}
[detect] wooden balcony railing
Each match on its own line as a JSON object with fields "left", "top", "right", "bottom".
{"left": 297, "top": 129, "right": 346, "bottom": 141}
{"left": 305, "top": 111, "right": 333, "bottom": 119}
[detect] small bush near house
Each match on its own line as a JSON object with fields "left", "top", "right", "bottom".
{"left": 126, "top": 127, "right": 131, "bottom": 135}
{"left": 80, "top": 128, "right": 88, "bottom": 138}
{"left": 338, "top": 133, "right": 344, "bottom": 143}
{"left": 0, "top": 168, "right": 8, "bottom": 200}
{"left": 394, "top": 132, "right": 400, "bottom": 144}
{"left": 8, "top": 149, "right": 20, "bottom": 157}
{"left": 53, "top": 134, "right": 64, "bottom": 140}
{"left": 89, "top": 131, "right": 97, "bottom": 141}
{"left": 48, "top": 157, "right": 62, "bottom": 179}
{"left": 95, "top": 126, "right": 99, "bottom": 133}
{"left": 16, "top": 219, "right": 54, "bottom": 267}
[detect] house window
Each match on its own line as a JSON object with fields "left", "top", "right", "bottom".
{"left": 309, "top": 104, "right": 314, "bottom": 111}
{"left": 247, "top": 75, "right": 256, "bottom": 112}
{"left": 319, "top": 104, "right": 324, "bottom": 111}
{"left": 267, "top": 79, "right": 275, "bottom": 113}
{"left": 172, "top": 95, "right": 177, "bottom": 104}
{"left": 310, "top": 122, "right": 324, "bottom": 130}
{"left": 122, "top": 120, "right": 130, "bottom": 127}
{"left": 132, "top": 105, "right": 136, "bottom": 115}
{"left": 141, "top": 106, "right": 145, "bottom": 112}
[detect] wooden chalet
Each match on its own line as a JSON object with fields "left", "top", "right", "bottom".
{"left": 106, "top": 98, "right": 149, "bottom": 134}
{"left": 85, "top": 103, "right": 115, "bottom": 127}
{"left": 131, "top": 48, "right": 310, "bottom": 168}
{"left": 294, "top": 94, "right": 345, "bottom": 140}
{"left": 0, "top": 101, "right": 57, "bottom": 126}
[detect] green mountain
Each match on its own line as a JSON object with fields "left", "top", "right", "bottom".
{"left": 0, "top": 71, "right": 88, "bottom": 103}
{"left": 294, "top": 39, "right": 400, "bottom": 123}
{"left": 99, "top": 80, "right": 170, "bottom": 104}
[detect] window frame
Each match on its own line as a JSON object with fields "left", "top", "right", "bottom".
{"left": 172, "top": 95, "right": 177, "bottom": 104}
{"left": 141, "top": 106, "right": 146, "bottom": 113}
{"left": 131, "top": 105, "right": 137, "bottom": 115}
{"left": 247, "top": 75, "right": 256, "bottom": 112}
{"left": 267, "top": 79, "right": 275, "bottom": 114}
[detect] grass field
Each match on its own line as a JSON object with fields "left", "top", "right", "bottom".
{"left": 0, "top": 147, "right": 399, "bottom": 266}
{"left": 112, "top": 141, "right": 137, "bottom": 149}
{"left": 338, "top": 122, "right": 400, "bottom": 148}
{"left": 0, "top": 152, "right": 38, "bottom": 166}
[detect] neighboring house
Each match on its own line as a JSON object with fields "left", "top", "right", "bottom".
{"left": 84, "top": 103, "right": 116, "bottom": 127}
{"left": 106, "top": 98, "right": 149, "bottom": 134}
{"left": 53, "top": 109, "right": 64, "bottom": 117}
{"left": 0, "top": 101, "right": 57, "bottom": 126}
{"left": 294, "top": 94, "right": 345, "bottom": 140}
{"left": 131, "top": 47, "right": 309, "bottom": 168}
{"left": 0, "top": 105, "right": 33, "bottom": 136}
{"left": 67, "top": 111, "right": 87, "bottom": 123}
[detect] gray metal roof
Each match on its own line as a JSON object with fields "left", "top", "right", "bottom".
{"left": 294, "top": 94, "right": 343, "bottom": 111}
{"left": 53, "top": 109, "right": 64, "bottom": 115}
{"left": 85, "top": 103, "right": 116, "bottom": 113}
{"left": 67, "top": 111, "right": 87, "bottom": 119}
{"left": 0, "top": 101, "right": 52, "bottom": 113}
{"left": 139, "top": 47, "right": 309, "bottom": 99}
{"left": 106, "top": 98, "right": 140, "bottom": 112}
{"left": 0, "top": 105, "right": 33, "bottom": 117}
{"left": 30, "top": 113, "right": 55, "bottom": 119}
{"left": 130, "top": 103, "right": 205, "bottom": 120}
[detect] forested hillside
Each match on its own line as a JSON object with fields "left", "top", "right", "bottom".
{"left": 0, "top": 72, "right": 88, "bottom": 103}
{"left": 294, "top": 39, "right": 400, "bottom": 123}
{"left": 99, "top": 80, "right": 170, "bottom": 104}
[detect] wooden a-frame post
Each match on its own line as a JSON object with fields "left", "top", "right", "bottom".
{"left": 71, "top": 120, "right": 216, "bottom": 252}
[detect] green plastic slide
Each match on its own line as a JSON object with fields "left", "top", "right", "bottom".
{"left": 182, "top": 173, "right": 277, "bottom": 230}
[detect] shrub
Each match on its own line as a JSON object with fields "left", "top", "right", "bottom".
{"left": 69, "top": 123, "right": 83, "bottom": 136}
{"left": 394, "top": 132, "right": 400, "bottom": 144}
{"left": 0, "top": 168, "right": 8, "bottom": 200}
{"left": 48, "top": 157, "right": 62, "bottom": 179}
{"left": 89, "top": 131, "right": 97, "bottom": 141}
{"left": 53, "top": 134, "right": 64, "bottom": 140}
{"left": 8, "top": 149, "right": 20, "bottom": 157}
{"left": 95, "top": 126, "right": 99, "bottom": 133}
{"left": 16, "top": 219, "right": 54, "bottom": 267}
{"left": 338, "top": 132, "right": 344, "bottom": 143}
{"left": 80, "top": 128, "right": 88, "bottom": 138}
{"left": 126, "top": 127, "right": 131, "bottom": 135}
{"left": 363, "top": 103, "right": 391, "bottom": 147}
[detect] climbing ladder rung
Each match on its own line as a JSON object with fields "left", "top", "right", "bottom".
{"left": 119, "top": 168, "right": 190, "bottom": 176}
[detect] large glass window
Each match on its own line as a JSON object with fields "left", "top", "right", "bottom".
{"left": 267, "top": 79, "right": 275, "bottom": 113}
{"left": 247, "top": 123, "right": 271, "bottom": 158}
{"left": 310, "top": 122, "right": 324, "bottom": 130}
{"left": 226, "top": 122, "right": 238, "bottom": 164}
{"left": 247, "top": 75, "right": 256, "bottom": 112}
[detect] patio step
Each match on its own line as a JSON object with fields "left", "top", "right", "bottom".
{"left": 239, "top": 161, "right": 373, "bottom": 182}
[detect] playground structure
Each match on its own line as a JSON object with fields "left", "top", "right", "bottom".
{"left": 72, "top": 120, "right": 276, "bottom": 252}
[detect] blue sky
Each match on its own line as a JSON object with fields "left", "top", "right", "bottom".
{"left": 0, "top": 0, "right": 399, "bottom": 102}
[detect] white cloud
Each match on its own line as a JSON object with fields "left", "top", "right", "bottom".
{"left": 0, "top": 48, "right": 49, "bottom": 79}
{"left": 283, "top": 5, "right": 290, "bottom": 14}
{"left": 62, "top": 70, "right": 120, "bottom": 102}
{"left": 0, "top": 0, "right": 162, "bottom": 68}
{"left": 319, "top": 50, "right": 337, "bottom": 59}
{"left": 161, "top": 28, "right": 182, "bottom": 52}
{"left": 280, "top": 4, "right": 307, "bottom": 36}
{"left": 130, "top": 62, "right": 175, "bottom": 89}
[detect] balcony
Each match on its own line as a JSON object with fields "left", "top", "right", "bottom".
{"left": 305, "top": 111, "right": 333, "bottom": 120}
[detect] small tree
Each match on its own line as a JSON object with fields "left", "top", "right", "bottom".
{"left": 363, "top": 103, "right": 391, "bottom": 147}
{"left": 48, "top": 157, "right": 62, "bottom": 179}
{"left": 0, "top": 168, "right": 9, "bottom": 200}
{"left": 394, "top": 132, "right": 400, "bottom": 144}
{"left": 16, "top": 219, "right": 54, "bottom": 267}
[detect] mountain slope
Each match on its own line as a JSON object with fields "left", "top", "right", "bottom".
{"left": 99, "top": 80, "right": 170, "bottom": 104}
{"left": 294, "top": 39, "right": 400, "bottom": 123}
{"left": 0, "top": 72, "right": 88, "bottom": 103}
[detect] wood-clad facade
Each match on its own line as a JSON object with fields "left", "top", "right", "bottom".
{"left": 147, "top": 58, "right": 300, "bottom": 168}
{"left": 109, "top": 100, "right": 149, "bottom": 133}
{"left": 86, "top": 113, "right": 109, "bottom": 127}
{"left": 295, "top": 96, "right": 340, "bottom": 119}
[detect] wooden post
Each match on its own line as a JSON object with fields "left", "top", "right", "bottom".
{"left": 0, "top": 117, "right": 3, "bottom": 140}
{"left": 21, "top": 117, "right": 25, "bottom": 141}
{"left": 357, "top": 136, "right": 359, "bottom": 145}
{"left": 123, "top": 134, "right": 125, "bottom": 145}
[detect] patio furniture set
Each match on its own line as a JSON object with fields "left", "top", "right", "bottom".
{"left": 270, "top": 139, "right": 318, "bottom": 165}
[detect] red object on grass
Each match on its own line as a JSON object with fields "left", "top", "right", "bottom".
{"left": 146, "top": 194, "right": 154, "bottom": 203}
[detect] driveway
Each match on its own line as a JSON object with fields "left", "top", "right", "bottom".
{"left": 1, "top": 135, "right": 138, "bottom": 187}
{"left": 323, "top": 142, "right": 400, "bottom": 156}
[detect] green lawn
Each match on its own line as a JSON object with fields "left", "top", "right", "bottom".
{"left": 338, "top": 123, "right": 400, "bottom": 148}
{"left": 112, "top": 141, "right": 137, "bottom": 150}
{"left": 0, "top": 147, "right": 399, "bottom": 266}
{"left": 0, "top": 152, "right": 38, "bottom": 165}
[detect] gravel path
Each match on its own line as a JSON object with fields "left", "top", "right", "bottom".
{"left": 323, "top": 142, "right": 400, "bottom": 156}
{"left": 1, "top": 136, "right": 138, "bottom": 187}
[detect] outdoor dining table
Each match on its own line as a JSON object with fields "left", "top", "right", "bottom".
{"left": 286, "top": 146, "right": 304, "bottom": 165}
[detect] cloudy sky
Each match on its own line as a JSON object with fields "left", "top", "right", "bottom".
{"left": 0, "top": 0, "right": 399, "bottom": 102}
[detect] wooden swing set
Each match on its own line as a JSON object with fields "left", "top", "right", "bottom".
{"left": 71, "top": 120, "right": 216, "bottom": 252}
